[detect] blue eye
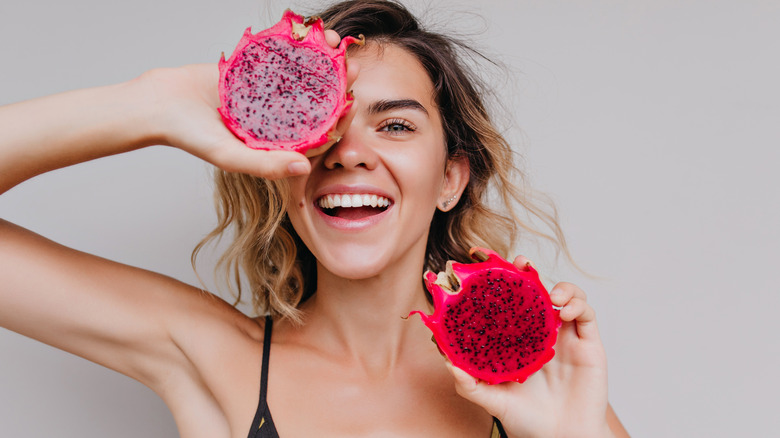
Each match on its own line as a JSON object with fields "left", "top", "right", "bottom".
{"left": 379, "top": 118, "right": 416, "bottom": 135}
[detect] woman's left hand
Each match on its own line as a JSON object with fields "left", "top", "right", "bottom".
{"left": 448, "top": 256, "right": 616, "bottom": 438}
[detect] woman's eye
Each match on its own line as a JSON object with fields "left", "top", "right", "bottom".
{"left": 379, "top": 119, "right": 416, "bottom": 135}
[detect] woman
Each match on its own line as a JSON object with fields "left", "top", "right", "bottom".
{"left": 0, "top": 1, "right": 628, "bottom": 437}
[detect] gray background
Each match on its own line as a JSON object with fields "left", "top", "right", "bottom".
{"left": 1, "top": 0, "right": 778, "bottom": 436}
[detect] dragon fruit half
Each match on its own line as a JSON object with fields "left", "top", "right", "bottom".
{"left": 409, "top": 247, "right": 561, "bottom": 384}
{"left": 218, "top": 10, "right": 362, "bottom": 155}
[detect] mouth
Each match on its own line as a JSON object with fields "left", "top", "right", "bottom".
{"left": 317, "top": 193, "right": 392, "bottom": 220}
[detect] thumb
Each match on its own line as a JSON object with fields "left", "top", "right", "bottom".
{"left": 445, "top": 362, "right": 507, "bottom": 417}
{"left": 208, "top": 136, "right": 311, "bottom": 180}
{"left": 447, "top": 361, "right": 479, "bottom": 394}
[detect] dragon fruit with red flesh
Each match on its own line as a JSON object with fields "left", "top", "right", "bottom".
{"left": 409, "top": 247, "right": 562, "bottom": 384}
{"left": 218, "top": 10, "right": 362, "bottom": 155}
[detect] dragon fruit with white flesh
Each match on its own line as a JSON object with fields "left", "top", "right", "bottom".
{"left": 409, "top": 247, "right": 562, "bottom": 384}
{"left": 218, "top": 10, "right": 362, "bottom": 155}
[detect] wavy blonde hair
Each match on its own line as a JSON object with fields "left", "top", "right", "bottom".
{"left": 193, "top": 0, "right": 571, "bottom": 324}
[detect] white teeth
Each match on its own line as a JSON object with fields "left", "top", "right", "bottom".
{"left": 318, "top": 194, "right": 391, "bottom": 209}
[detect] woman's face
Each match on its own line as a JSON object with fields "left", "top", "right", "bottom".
{"left": 286, "top": 43, "right": 457, "bottom": 280}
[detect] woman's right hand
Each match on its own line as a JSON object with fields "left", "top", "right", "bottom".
{"left": 137, "top": 26, "right": 361, "bottom": 180}
{"left": 139, "top": 64, "right": 312, "bottom": 180}
{"left": 143, "top": 28, "right": 361, "bottom": 180}
{"left": 1, "top": 29, "right": 359, "bottom": 191}
{"left": 142, "top": 29, "right": 360, "bottom": 181}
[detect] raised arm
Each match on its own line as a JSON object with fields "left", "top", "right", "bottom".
{"left": 0, "top": 64, "right": 310, "bottom": 195}
{"left": 0, "top": 64, "right": 312, "bottom": 387}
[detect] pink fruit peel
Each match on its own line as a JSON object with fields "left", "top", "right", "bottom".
{"left": 409, "top": 247, "right": 562, "bottom": 384}
{"left": 218, "top": 10, "right": 362, "bottom": 155}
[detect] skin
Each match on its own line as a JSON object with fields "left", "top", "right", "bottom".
{"left": 0, "top": 27, "right": 628, "bottom": 438}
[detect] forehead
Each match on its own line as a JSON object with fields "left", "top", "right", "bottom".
{"left": 349, "top": 43, "right": 438, "bottom": 114}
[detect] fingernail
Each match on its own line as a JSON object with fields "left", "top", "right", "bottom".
{"left": 287, "top": 161, "right": 309, "bottom": 176}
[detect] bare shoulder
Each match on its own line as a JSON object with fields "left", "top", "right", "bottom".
{"left": 159, "top": 286, "right": 267, "bottom": 438}
{"left": 0, "top": 219, "right": 261, "bottom": 386}
{"left": 0, "top": 218, "right": 269, "bottom": 436}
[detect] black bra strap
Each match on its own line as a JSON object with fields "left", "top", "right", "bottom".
{"left": 494, "top": 417, "right": 508, "bottom": 438}
{"left": 249, "top": 316, "right": 503, "bottom": 438}
{"left": 260, "top": 315, "right": 273, "bottom": 406}
{"left": 248, "top": 315, "right": 274, "bottom": 437}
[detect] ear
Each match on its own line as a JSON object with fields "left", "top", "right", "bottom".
{"left": 438, "top": 157, "right": 470, "bottom": 211}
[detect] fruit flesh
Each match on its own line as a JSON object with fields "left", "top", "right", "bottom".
{"left": 221, "top": 38, "right": 340, "bottom": 144}
{"left": 217, "top": 10, "right": 362, "bottom": 154}
{"left": 410, "top": 248, "right": 561, "bottom": 384}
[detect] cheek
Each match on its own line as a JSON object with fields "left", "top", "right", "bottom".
{"left": 287, "top": 172, "right": 309, "bottom": 199}
{"left": 396, "top": 142, "right": 448, "bottom": 199}
{"left": 285, "top": 175, "right": 310, "bottom": 226}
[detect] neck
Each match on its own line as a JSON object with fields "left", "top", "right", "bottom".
{"left": 298, "top": 251, "right": 434, "bottom": 376}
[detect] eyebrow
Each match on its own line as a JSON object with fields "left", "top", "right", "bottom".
{"left": 367, "top": 99, "right": 429, "bottom": 116}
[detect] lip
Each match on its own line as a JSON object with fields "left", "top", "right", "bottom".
{"left": 313, "top": 184, "right": 394, "bottom": 231}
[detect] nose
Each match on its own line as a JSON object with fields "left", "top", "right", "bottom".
{"left": 322, "top": 129, "right": 379, "bottom": 171}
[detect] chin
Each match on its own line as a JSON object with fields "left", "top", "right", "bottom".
{"left": 315, "top": 244, "right": 394, "bottom": 280}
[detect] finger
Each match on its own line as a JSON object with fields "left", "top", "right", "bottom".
{"left": 210, "top": 139, "right": 311, "bottom": 179}
{"left": 329, "top": 90, "right": 359, "bottom": 147}
{"left": 322, "top": 28, "right": 360, "bottom": 91}
{"left": 324, "top": 29, "right": 341, "bottom": 48}
{"left": 558, "top": 297, "right": 600, "bottom": 341}
{"left": 559, "top": 297, "right": 594, "bottom": 322}
{"left": 512, "top": 255, "right": 534, "bottom": 270}
{"left": 445, "top": 362, "right": 507, "bottom": 417}
{"left": 549, "top": 282, "right": 586, "bottom": 307}
{"left": 446, "top": 361, "right": 478, "bottom": 393}
{"left": 345, "top": 56, "right": 361, "bottom": 93}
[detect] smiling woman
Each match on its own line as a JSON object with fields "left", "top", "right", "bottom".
{"left": 287, "top": 43, "right": 454, "bottom": 292}
{"left": 0, "top": 0, "right": 628, "bottom": 437}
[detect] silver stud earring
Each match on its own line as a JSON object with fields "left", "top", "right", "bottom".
{"left": 441, "top": 194, "right": 458, "bottom": 210}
